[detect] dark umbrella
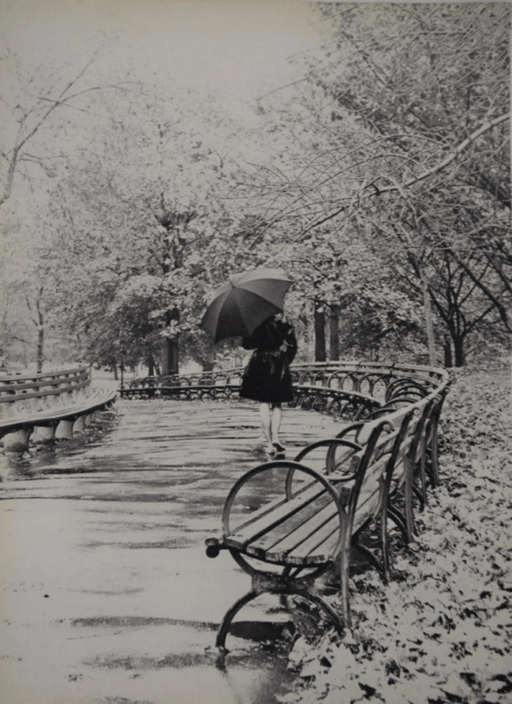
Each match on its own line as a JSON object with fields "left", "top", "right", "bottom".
{"left": 200, "top": 267, "right": 292, "bottom": 343}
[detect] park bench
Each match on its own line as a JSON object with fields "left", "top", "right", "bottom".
{"left": 0, "top": 368, "right": 117, "bottom": 453}
{"left": 119, "top": 360, "right": 449, "bottom": 650}
{"left": 205, "top": 396, "right": 441, "bottom": 652}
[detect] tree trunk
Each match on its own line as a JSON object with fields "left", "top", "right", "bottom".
{"left": 445, "top": 323, "right": 466, "bottom": 367}
{"left": 161, "top": 308, "right": 180, "bottom": 376}
{"left": 443, "top": 335, "right": 453, "bottom": 368}
{"left": 314, "top": 302, "right": 326, "bottom": 362}
{"left": 421, "top": 267, "right": 437, "bottom": 366}
{"left": 453, "top": 334, "right": 465, "bottom": 367}
{"left": 329, "top": 304, "right": 340, "bottom": 361}
{"left": 37, "top": 317, "right": 44, "bottom": 373}
{"left": 161, "top": 340, "right": 172, "bottom": 376}
{"left": 169, "top": 338, "right": 179, "bottom": 375}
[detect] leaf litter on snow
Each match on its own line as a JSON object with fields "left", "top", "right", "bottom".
{"left": 287, "top": 369, "right": 512, "bottom": 703}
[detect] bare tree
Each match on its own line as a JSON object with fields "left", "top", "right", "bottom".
{"left": 240, "top": 2, "right": 510, "bottom": 365}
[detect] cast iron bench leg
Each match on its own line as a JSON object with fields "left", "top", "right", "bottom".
{"left": 216, "top": 590, "right": 259, "bottom": 652}
{"left": 215, "top": 582, "right": 344, "bottom": 652}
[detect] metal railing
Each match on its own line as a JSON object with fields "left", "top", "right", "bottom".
{"left": 120, "top": 361, "right": 450, "bottom": 426}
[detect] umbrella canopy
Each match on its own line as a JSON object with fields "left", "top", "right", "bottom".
{"left": 200, "top": 267, "right": 292, "bottom": 343}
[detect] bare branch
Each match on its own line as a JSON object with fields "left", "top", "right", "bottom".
{"left": 0, "top": 49, "right": 105, "bottom": 207}
{"left": 374, "top": 113, "right": 510, "bottom": 197}
{"left": 282, "top": 113, "right": 511, "bottom": 246}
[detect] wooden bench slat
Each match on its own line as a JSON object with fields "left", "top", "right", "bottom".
{"left": 228, "top": 482, "right": 329, "bottom": 548}
{"left": 226, "top": 431, "right": 403, "bottom": 563}
{"left": 0, "top": 379, "right": 85, "bottom": 392}
{"left": 244, "top": 493, "right": 335, "bottom": 560}
{"left": 228, "top": 443, "right": 399, "bottom": 564}
{"left": 0, "top": 388, "right": 116, "bottom": 430}
{"left": 282, "top": 512, "right": 340, "bottom": 563}
{"left": 253, "top": 471, "right": 361, "bottom": 562}
{"left": 0, "top": 385, "right": 86, "bottom": 404}
{"left": 228, "top": 477, "right": 319, "bottom": 535}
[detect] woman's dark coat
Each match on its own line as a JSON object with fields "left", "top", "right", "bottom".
{"left": 239, "top": 317, "right": 297, "bottom": 403}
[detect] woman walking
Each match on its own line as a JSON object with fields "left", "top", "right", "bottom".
{"left": 239, "top": 313, "right": 297, "bottom": 457}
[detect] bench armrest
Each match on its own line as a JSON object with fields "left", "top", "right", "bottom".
{"left": 293, "top": 438, "right": 362, "bottom": 475}
{"left": 221, "top": 460, "right": 347, "bottom": 549}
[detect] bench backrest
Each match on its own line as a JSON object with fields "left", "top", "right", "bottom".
{"left": 216, "top": 392, "right": 444, "bottom": 572}
{"left": 331, "top": 397, "right": 438, "bottom": 536}
{"left": 0, "top": 367, "right": 91, "bottom": 420}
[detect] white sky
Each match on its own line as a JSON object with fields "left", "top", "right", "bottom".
{"left": 0, "top": 0, "right": 328, "bottom": 235}
{"left": 0, "top": 0, "right": 322, "bottom": 104}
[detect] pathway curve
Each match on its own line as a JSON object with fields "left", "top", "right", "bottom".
{"left": 0, "top": 398, "right": 341, "bottom": 704}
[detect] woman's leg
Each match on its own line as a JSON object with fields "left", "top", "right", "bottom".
{"left": 259, "top": 403, "right": 274, "bottom": 452}
{"left": 270, "top": 404, "right": 283, "bottom": 447}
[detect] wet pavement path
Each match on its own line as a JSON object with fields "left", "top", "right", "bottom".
{"left": 0, "top": 398, "right": 341, "bottom": 704}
